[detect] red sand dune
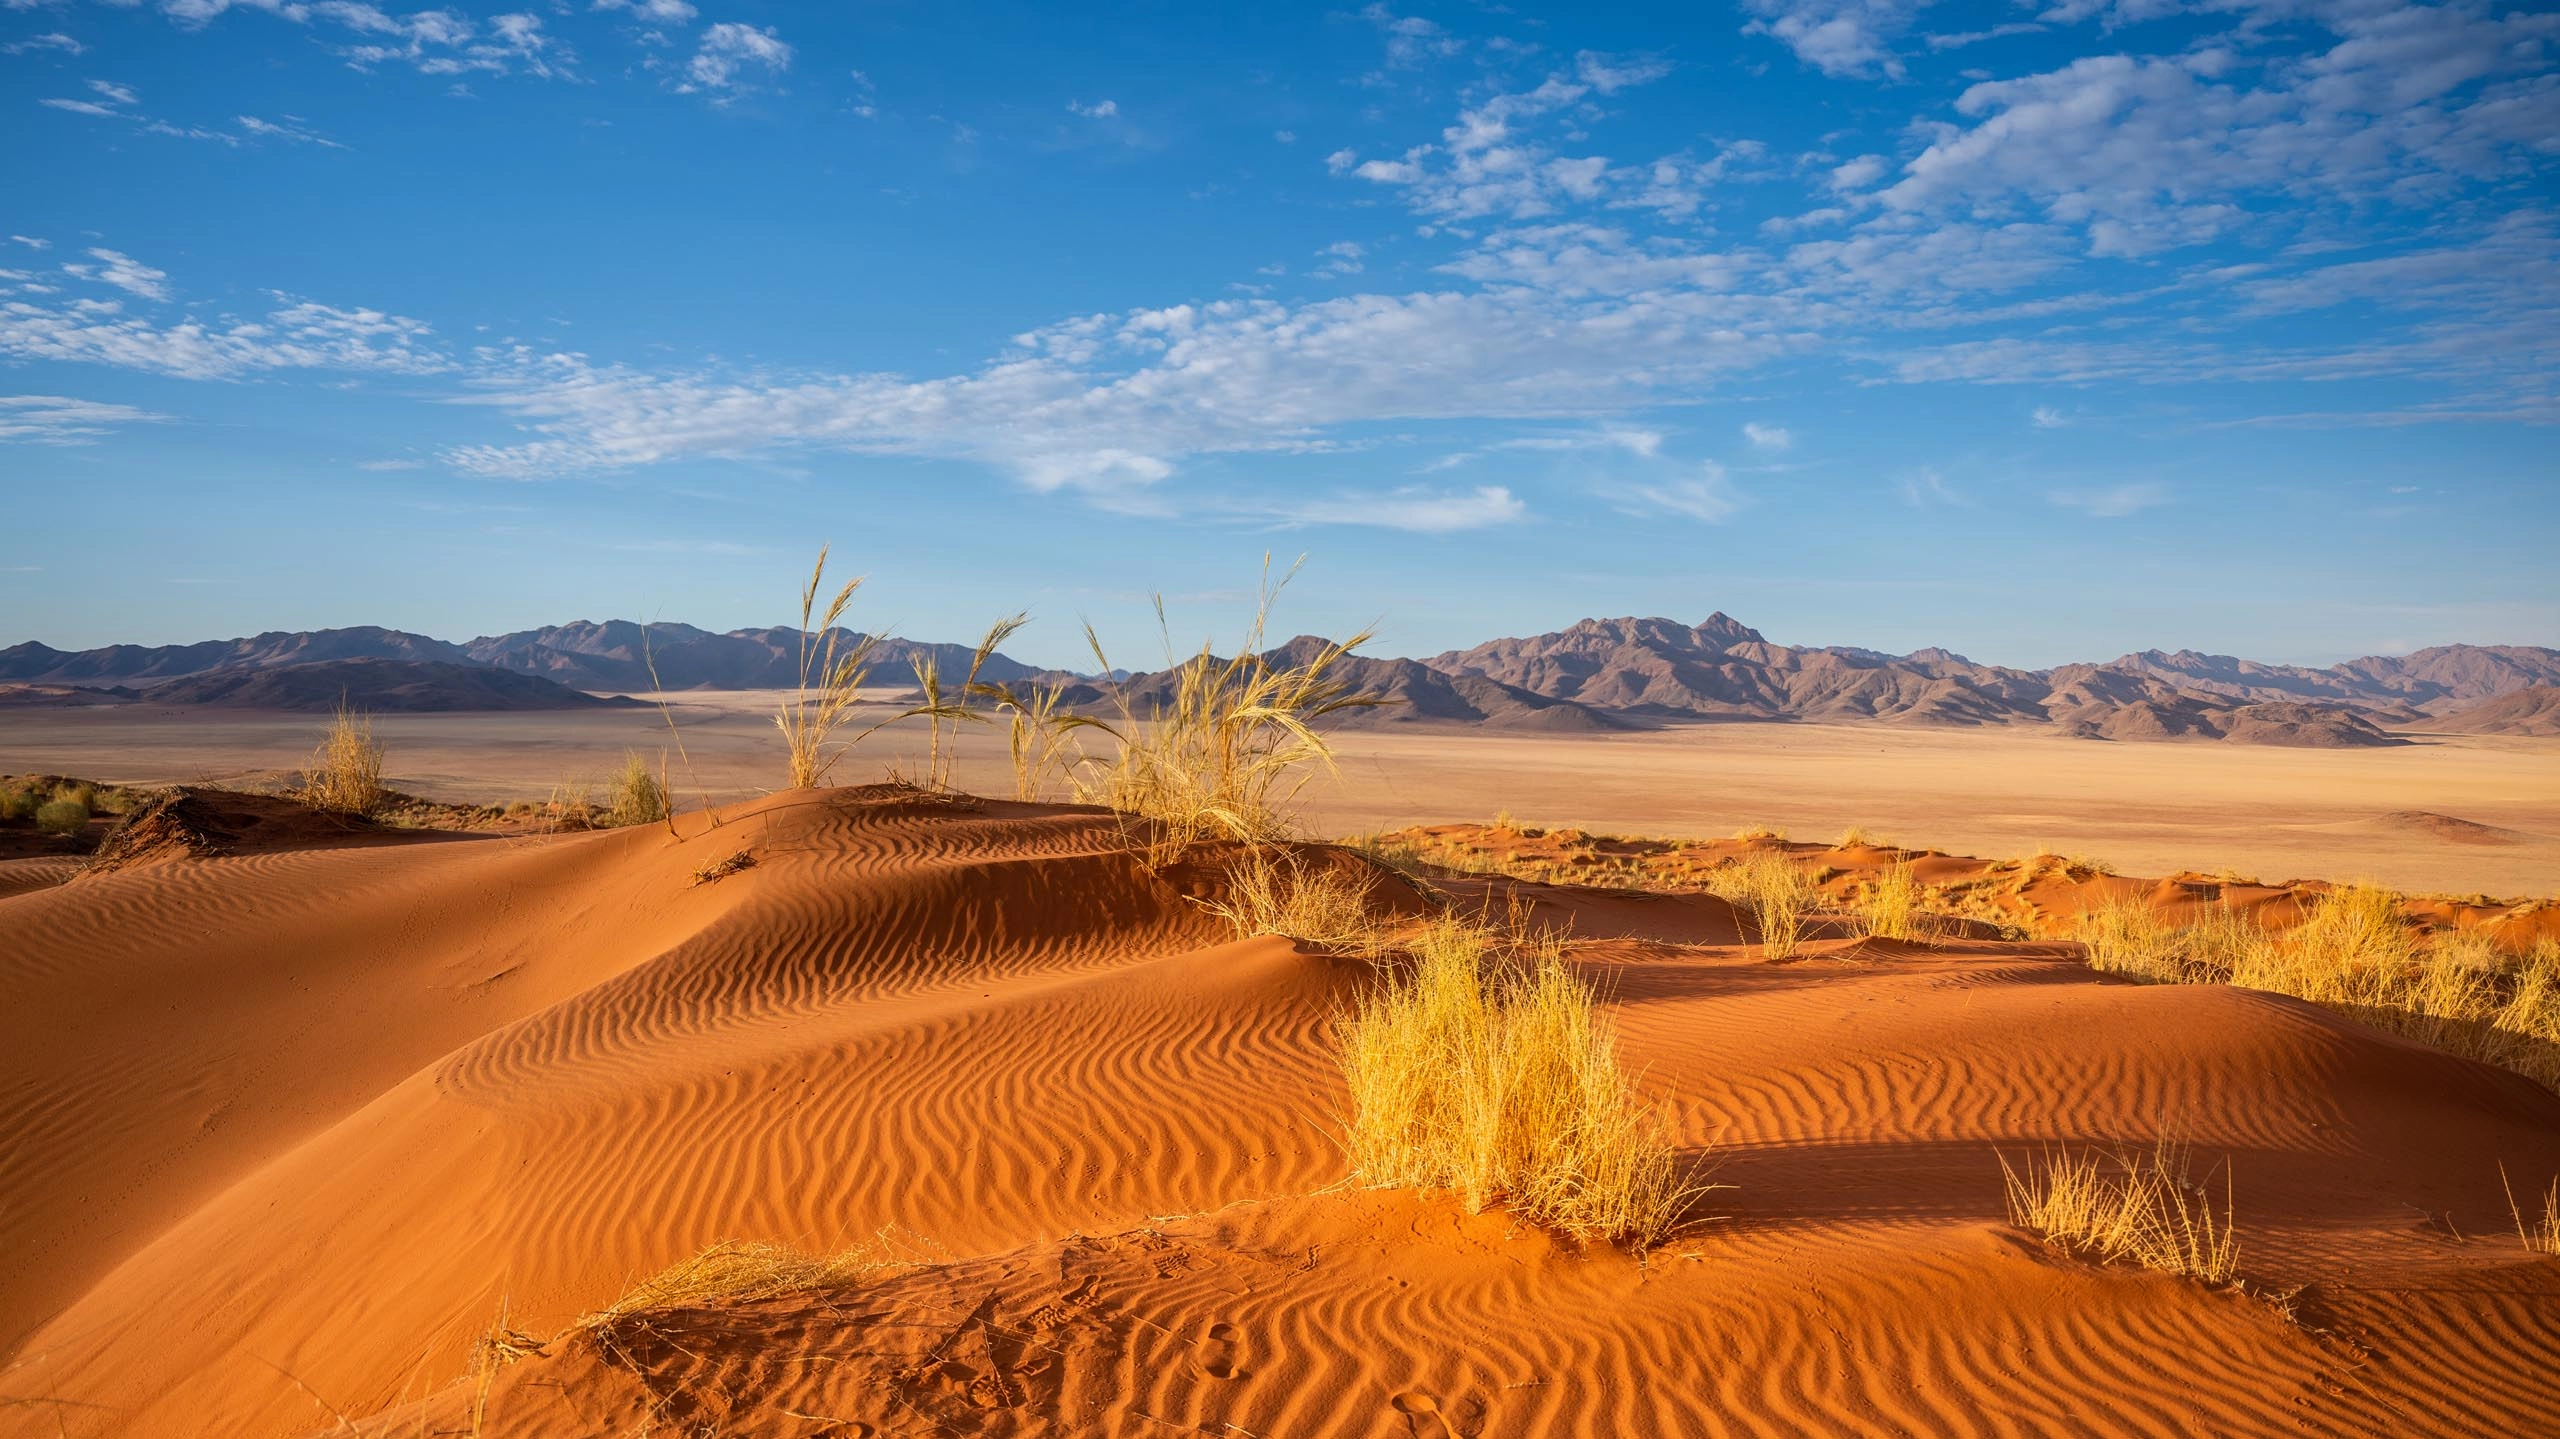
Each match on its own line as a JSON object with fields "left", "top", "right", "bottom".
{"left": 4, "top": 789, "right": 2559, "bottom": 1437}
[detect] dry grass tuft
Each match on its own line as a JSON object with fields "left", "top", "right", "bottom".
{"left": 774, "top": 545, "right": 885, "bottom": 789}
{"left": 1709, "top": 849, "right": 1819, "bottom": 959}
{"left": 1731, "top": 822, "right": 1787, "bottom": 844}
{"left": 298, "top": 703, "right": 387, "bottom": 817}
{"left": 34, "top": 795, "right": 90, "bottom": 835}
{"left": 583, "top": 1240, "right": 879, "bottom": 1324}
{"left": 1074, "top": 556, "right": 1377, "bottom": 863}
{"left": 600, "top": 751, "right": 669, "bottom": 829}
{"left": 690, "top": 848, "right": 756, "bottom": 887}
{"left": 2002, "top": 1138, "right": 2238, "bottom": 1285}
{"left": 2077, "top": 888, "right": 2560, "bottom": 1092}
{"left": 1835, "top": 824, "right": 1878, "bottom": 849}
{"left": 1196, "top": 845, "right": 1384, "bottom": 949}
{"left": 1856, "top": 861, "right": 1937, "bottom": 943}
{"left": 2504, "top": 1166, "right": 2560, "bottom": 1257}
{"left": 2076, "top": 899, "right": 2260, "bottom": 985}
{"left": 1338, "top": 914, "right": 1696, "bottom": 1246}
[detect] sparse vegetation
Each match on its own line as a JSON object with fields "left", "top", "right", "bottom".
{"left": 907, "top": 612, "right": 1029, "bottom": 792}
{"left": 600, "top": 751, "right": 669, "bottom": 829}
{"left": 1338, "top": 913, "right": 1695, "bottom": 1246}
{"left": 774, "top": 545, "right": 884, "bottom": 789}
{"left": 34, "top": 795, "right": 90, "bottom": 835}
{"left": 979, "top": 676, "right": 1084, "bottom": 802}
{"left": 1073, "top": 557, "right": 1377, "bottom": 863}
{"left": 691, "top": 848, "right": 756, "bottom": 886}
{"left": 0, "top": 781, "right": 37, "bottom": 822}
{"left": 2078, "top": 886, "right": 2560, "bottom": 1091}
{"left": 1195, "top": 845, "right": 1384, "bottom": 948}
{"left": 1710, "top": 849, "right": 1819, "bottom": 959}
{"left": 2001, "top": 1138, "right": 2238, "bottom": 1286}
{"left": 2504, "top": 1166, "right": 2560, "bottom": 1257}
{"left": 298, "top": 703, "right": 387, "bottom": 817}
{"left": 1835, "top": 824, "right": 1878, "bottom": 849}
{"left": 1732, "top": 822, "right": 1787, "bottom": 844}
{"left": 1856, "top": 860, "right": 1937, "bottom": 942}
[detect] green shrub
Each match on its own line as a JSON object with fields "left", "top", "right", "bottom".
{"left": 35, "top": 797, "right": 90, "bottom": 835}
{"left": 0, "top": 784, "right": 36, "bottom": 822}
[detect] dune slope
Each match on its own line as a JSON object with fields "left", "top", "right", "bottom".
{"left": 3, "top": 790, "right": 2558, "bottom": 1438}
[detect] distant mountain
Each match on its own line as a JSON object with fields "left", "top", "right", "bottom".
{"left": 2417, "top": 686, "right": 2560, "bottom": 737}
{"left": 0, "top": 627, "right": 471, "bottom": 684}
{"left": 463, "top": 620, "right": 1050, "bottom": 692}
{"left": 1059, "top": 636, "right": 1627, "bottom": 734}
{"left": 5, "top": 615, "right": 2551, "bottom": 742}
{"left": 138, "top": 659, "right": 641, "bottom": 712}
{"left": 1426, "top": 615, "right": 2551, "bottom": 746}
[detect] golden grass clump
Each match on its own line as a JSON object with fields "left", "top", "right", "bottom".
{"left": 1075, "top": 557, "right": 1377, "bottom": 862}
{"left": 600, "top": 751, "right": 669, "bottom": 828}
{"left": 978, "top": 676, "right": 1083, "bottom": 802}
{"left": 1197, "top": 845, "right": 1383, "bottom": 949}
{"left": 2505, "top": 1166, "right": 2560, "bottom": 1258}
{"left": 1710, "top": 849, "right": 1819, "bottom": 959}
{"left": 1338, "top": 914, "right": 1693, "bottom": 1246}
{"left": 298, "top": 703, "right": 387, "bottom": 817}
{"left": 774, "top": 545, "right": 885, "bottom": 789}
{"left": 1856, "top": 861, "right": 1936, "bottom": 943}
{"left": 0, "top": 780, "right": 39, "bottom": 822}
{"left": 2076, "top": 898, "right": 2261, "bottom": 985}
{"left": 2001, "top": 1139, "right": 2238, "bottom": 1285}
{"left": 2077, "top": 888, "right": 2560, "bottom": 1092}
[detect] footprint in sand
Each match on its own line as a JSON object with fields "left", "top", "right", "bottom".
{"left": 1197, "top": 1321, "right": 1244, "bottom": 1380}
{"left": 1389, "top": 1391, "right": 1485, "bottom": 1438}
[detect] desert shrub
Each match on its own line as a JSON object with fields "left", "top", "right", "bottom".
{"left": 1835, "top": 824, "right": 1878, "bottom": 849}
{"left": 600, "top": 752, "right": 668, "bottom": 828}
{"left": 545, "top": 780, "right": 595, "bottom": 833}
{"left": 1732, "top": 822, "right": 1786, "bottom": 843}
{"left": 1338, "top": 915, "right": 1692, "bottom": 1245}
{"left": 1856, "top": 861, "right": 1936, "bottom": 942}
{"left": 1709, "top": 850, "right": 1818, "bottom": 959}
{"left": 1196, "top": 846, "right": 1383, "bottom": 948}
{"left": 34, "top": 796, "right": 90, "bottom": 835}
{"left": 2001, "top": 1139, "right": 2237, "bottom": 1285}
{"left": 1074, "top": 557, "right": 1377, "bottom": 863}
{"left": 50, "top": 781, "right": 98, "bottom": 812}
{"left": 299, "top": 704, "right": 387, "bottom": 817}
{"left": 0, "top": 783, "right": 36, "bottom": 822}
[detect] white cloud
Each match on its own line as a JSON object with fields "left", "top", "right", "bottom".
{"left": 1897, "top": 467, "right": 1960, "bottom": 505}
{"left": 2030, "top": 405, "right": 2068, "bottom": 428}
{"left": 0, "top": 395, "right": 173, "bottom": 445}
{"left": 89, "top": 79, "right": 139, "bottom": 106}
{"left": 1067, "top": 98, "right": 1119, "bottom": 118}
{"left": 2050, "top": 482, "right": 2168, "bottom": 517}
{"left": 1360, "top": 2, "right": 1460, "bottom": 68}
{"left": 8, "top": 237, "right": 51, "bottom": 251}
{"left": 1743, "top": 420, "right": 1792, "bottom": 450}
{"left": 681, "top": 21, "right": 789, "bottom": 96}
{"left": 63, "top": 248, "right": 172, "bottom": 302}
{"left": 1742, "top": 0, "right": 1930, "bottom": 79}
{"left": 3, "top": 32, "right": 85, "bottom": 55}
{"left": 1273, "top": 485, "right": 1525, "bottom": 532}
{"left": 236, "top": 114, "right": 342, "bottom": 146}
{"left": 1631, "top": 461, "right": 1745, "bottom": 522}
{"left": 0, "top": 288, "right": 445, "bottom": 379}
{"left": 40, "top": 97, "right": 122, "bottom": 117}
{"left": 1312, "top": 241, "right": 1365, "bottom": 278}
{"left": 356, "top": 457, "right": 426, "bottom": 470}
{"left": 1330, "top": 53, "right": 1672, "bottom": 221}
{"left": 593, "top": 0, "right": 696, "bottom": 23}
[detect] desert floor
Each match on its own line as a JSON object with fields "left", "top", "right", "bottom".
{"left": 2, "top": 696, "right": 2553, "bottom": 895}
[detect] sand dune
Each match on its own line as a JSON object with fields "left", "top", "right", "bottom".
{"left": 5, "top": 788, "right": 2558, "bottom": 1437}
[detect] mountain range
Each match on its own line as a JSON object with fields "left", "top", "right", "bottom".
{"left": 4, "top": 616, "right": 2556, "bottom": 743}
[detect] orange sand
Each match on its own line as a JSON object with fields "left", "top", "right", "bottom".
{"left": 4, "top": 788, "right": 2559, "bottom": 1437}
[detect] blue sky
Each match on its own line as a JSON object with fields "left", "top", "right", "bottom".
{"left": 3, "top": 0, "right": 2554, "bottom": 669}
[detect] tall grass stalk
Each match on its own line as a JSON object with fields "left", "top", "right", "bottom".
{"left": 977, "top": 678, "right": 1083, "bottom": 802}
{"left": 774, "top": 545, "right": 883, "bottom": 789}
{"left": 1710, "top": 850, "right": 1818, "bottom": 959}
{"left": 1857, "top": 861, "right": 1935, "bottom": 942}
{"left": 908, "top": 612, "right": 1028, "bottom": 792}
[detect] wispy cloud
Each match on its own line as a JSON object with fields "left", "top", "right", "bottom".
{"left": 1629, "top": 461, "right": 1745, "bottom": 522}
{"left": 1743, "top": 420, "right": 1792, "bottom": 450}
{"left": 1269, "top": 484, "right": 1525, "bottom": 533}
{"left": 0, "top": 394, "right": 173, "bottom": 445}
{"left": 62, "top": 248, "right": 171, "bottom": 302}
{"left": 2050, "top": 482, "right": 2168, "bottom": 518}
{"left": 1066, "top": 98, "right": 1119, "bottom": 118}
{"left": 2030, "top": 405, "right": 2068, "bottom": 429}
